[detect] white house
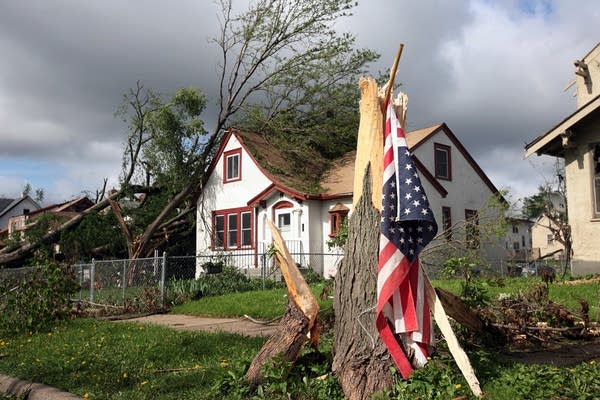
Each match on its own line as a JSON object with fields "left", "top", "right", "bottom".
{"left": 505, "top": 217, "right": 534, "bottom": 261}
{"left": 0, "top": 195, "right": 41, "bottom": 232}
{"left": 196, "top": 124, "right": 507, "bottom": 277}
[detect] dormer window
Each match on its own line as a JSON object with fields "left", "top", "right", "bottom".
{"left": 223, "top": 148, "right": 242, "bottom": 183}
{"left": 434, "top": 143, "right": 452, "bottom": 180}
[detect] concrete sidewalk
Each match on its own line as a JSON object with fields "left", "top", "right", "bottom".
{"left": 120, "top": 314, "right": 279, "bottom": 337}
{"left": 0, "top": 375, "right": 82, "bottom": 400}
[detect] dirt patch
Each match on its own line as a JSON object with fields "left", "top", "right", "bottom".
{"left": 116, "top": 314, "right": 279, "bottom": 337}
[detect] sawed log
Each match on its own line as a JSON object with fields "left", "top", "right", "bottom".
{"left": 244, "top": 220, "right": 320, "bottom": 383}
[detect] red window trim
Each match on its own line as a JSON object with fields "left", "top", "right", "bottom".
{"left": 212, "top": 206, "right": 254, "bottom": 250}
{"left": 223, "top": 148, "right": 242, "bottom": 184}
{"left": 434, "top": 143, "right": 452, "bottom": 181}
{"left": 328, "top": 212, "right": 348, "bottom": 237}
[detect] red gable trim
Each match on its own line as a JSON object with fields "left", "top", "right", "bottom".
{"left": 408, "top": 123, "right": 505, "bottom": 204}
{"left": 438, "top": 123, "right": 506, "bottom": 204}
{"left": 247, "top": 183, "right": 308, "bottom": 207}
{"left": 201, "top": 130, "right": 232, "bottom": 189}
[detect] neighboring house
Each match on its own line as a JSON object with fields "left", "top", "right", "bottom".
{"left": 7, "top": 196, "right": 94, "bottom": 237}
{"left": 505, "top": 217, "right": 534, "bottom": 261}
{"left": 528, "top": 191, "right": 566, "bottom": 261}
{"left": 0, "top": 195, "right": 41, "bottom": 231}
{"left": 197, "top": 123, "right": 507, "bottom": 277}
{"left": 525, "top": 42, "right": 600, "bottom": 275}
{"left": 530, "top": 215, "right": 564, "bottom": 260}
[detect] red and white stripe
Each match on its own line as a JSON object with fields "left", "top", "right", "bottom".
{"left": 376, "top": 100, "right": 433, "bottom": 379}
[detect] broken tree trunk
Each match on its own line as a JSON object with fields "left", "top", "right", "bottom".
{"left": 245, "top": 220, "right": 320, "bottom": 383}
{"left": 332, "top": 165, "right": 396, "bottom": 399}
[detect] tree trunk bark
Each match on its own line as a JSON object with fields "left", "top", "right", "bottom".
{"left": 245, "top": 299, "right": 310, "bottom": 384}
{"left": 332, "top": 166, "right": 395, "bottom": 399}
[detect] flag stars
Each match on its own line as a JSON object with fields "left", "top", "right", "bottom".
{"left": 421, "top": 209, "right": 429, "bottom": 215}
{"left": 405, "top": 178, "right": 413, "bottom": 185}
{"left": 412, "top": 200, "right": 421, "bottom": 207}
{"left": 405, "top": 193, "right": 412, "bottom": 200}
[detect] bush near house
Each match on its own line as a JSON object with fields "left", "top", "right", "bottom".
{"left": 0, "top": 260, "right": 79, "bottom": 336}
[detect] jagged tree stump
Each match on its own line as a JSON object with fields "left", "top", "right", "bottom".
{"left": 245, "top": 299, "right": 310, "bottom": 383}
{"left": 332, "top": 167, "right": 395, "bottom": 399}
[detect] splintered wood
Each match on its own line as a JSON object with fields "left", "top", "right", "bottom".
{"left": 349, "top": 72, "right": 483, "bottom": 397}
{"left": 244, "top": 220, "right": 320, "bottom": 383}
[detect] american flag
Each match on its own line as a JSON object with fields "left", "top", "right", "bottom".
{"left": 376, "top": 98, "right": 438, "bottom": 379}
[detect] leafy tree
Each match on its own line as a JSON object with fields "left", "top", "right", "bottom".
{"left": 522, "top": 185, "right": 555, "bottom": 219}
{"left": 108, "top": 0, "right": 377, "bottom": 260}
{"left": 0, "top": 0, "right": 376, "bottom": 269}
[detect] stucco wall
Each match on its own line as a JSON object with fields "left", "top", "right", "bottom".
{"left": 564, "top": 120, "right": 600, "bottom": 274}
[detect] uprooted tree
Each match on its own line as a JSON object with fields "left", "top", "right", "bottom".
{"left": 0, "top": 0, "right": 377, "bottom": 267}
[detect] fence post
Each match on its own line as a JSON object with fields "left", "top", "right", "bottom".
{"left": 90, "top": 259, "right": 95, "bottom": 303}
{"left": 122, "top": 260, "right": 127, "bottom": 304}
{"left": 160, "top": 251, "right": 167, "bottom": 307}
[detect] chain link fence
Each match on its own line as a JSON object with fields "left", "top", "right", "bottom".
{"left": 68, "top": 251, "right": 343, "bottom": 308}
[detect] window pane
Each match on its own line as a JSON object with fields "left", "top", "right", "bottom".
{"left": 241, "top": 212, "right": 251, "bottom": 246}
{"left": 228, "top": 214, "right": 238, "bottom": 247}
{"left": 227, "top": 154, "right": 239, "bottom": 180}
{"left": 435, "top": 149, "right": 448, "bottom": 178}
{"left": 215, "top": 215, "right": 224, "bottom": 247}
{"left": 442, "top": 207, "right": 452, "bottom": 240}
{"left": 278, "top": 213, "right": 291, "bottom": 231}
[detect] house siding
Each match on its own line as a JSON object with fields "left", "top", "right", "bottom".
{"left": 0, "top": 197, "right": 41, "bottom": 231}
{"left": 196, "top": 135, "right": 272, "bottom": 257}
{"left": 412, "top": 131, "right": 506, "bottom": 264}
{"left": 564, "top": 122, "right": 600, "bottom": 274}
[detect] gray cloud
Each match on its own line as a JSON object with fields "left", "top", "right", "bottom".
{"left": 0, "top": 0, "right": 598, "bottom": 205}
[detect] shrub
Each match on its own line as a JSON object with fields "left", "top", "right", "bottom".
{"left": 0, "top": 261, "right": 79, "bottom": 335}
{"left": 165, "top": 266, "right": 283, "bottom": 305}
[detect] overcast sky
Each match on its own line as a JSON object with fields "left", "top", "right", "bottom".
{"left": 1, "top": 1, "right": 598, "bottom": 209}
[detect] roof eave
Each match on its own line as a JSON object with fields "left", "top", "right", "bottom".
{"left": 525, "top": 94, "right": 600, "bottom": 158}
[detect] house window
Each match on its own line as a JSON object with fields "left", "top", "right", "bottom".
{"left": 23, "top": 208, "right": 30, "bottom": 214}
{"left": 214, "top": 215, "right": 225, "bottom": 248}
{"left": 223, "top": 148, "right": 242, "bottom": 183}
{"left": 328, "top": 203, "right": 350, "bottom": 237}
{"left": 547, "top": 233, "right": 554, "bottom": 245}
{"left": 212, "top": 207, "right": 253, "bottom": 249}
{"left": 522, "top": 235, "right": 526, "bottom": 248}
{"left": 434, "top": 143, "right": 451, "bottom": 180}
{"left": 241, "top": 212, "right": 252, "bottom": 246}
{"left": 593, "top": 143, "right": 600, "bottom": 216}
{"left": 513, "top": 242, "right": 520, "bottom": 250}
{"left": 442, "top": 206, "right": 452, "bottom": 240}
{"left": 512, "top": 224, "right": 519, "bottom": 234}
{"left": 465, "top": 209, "right": 479, "bottom": 249}
{"left": 278, "top": 213, "right": 291, "bottom": 232}
{"left": 227, "top": 214, "right": 238, "bottom": 247}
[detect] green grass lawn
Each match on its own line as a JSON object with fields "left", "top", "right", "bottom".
{"left": 0, "top": 278, "right": 599, "bottom": 399}
{"left": 0, "top": 318, "right": 265, "bottom": 400}
{"left": 172, "top": 282, "right": 333, "bottom": 320}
